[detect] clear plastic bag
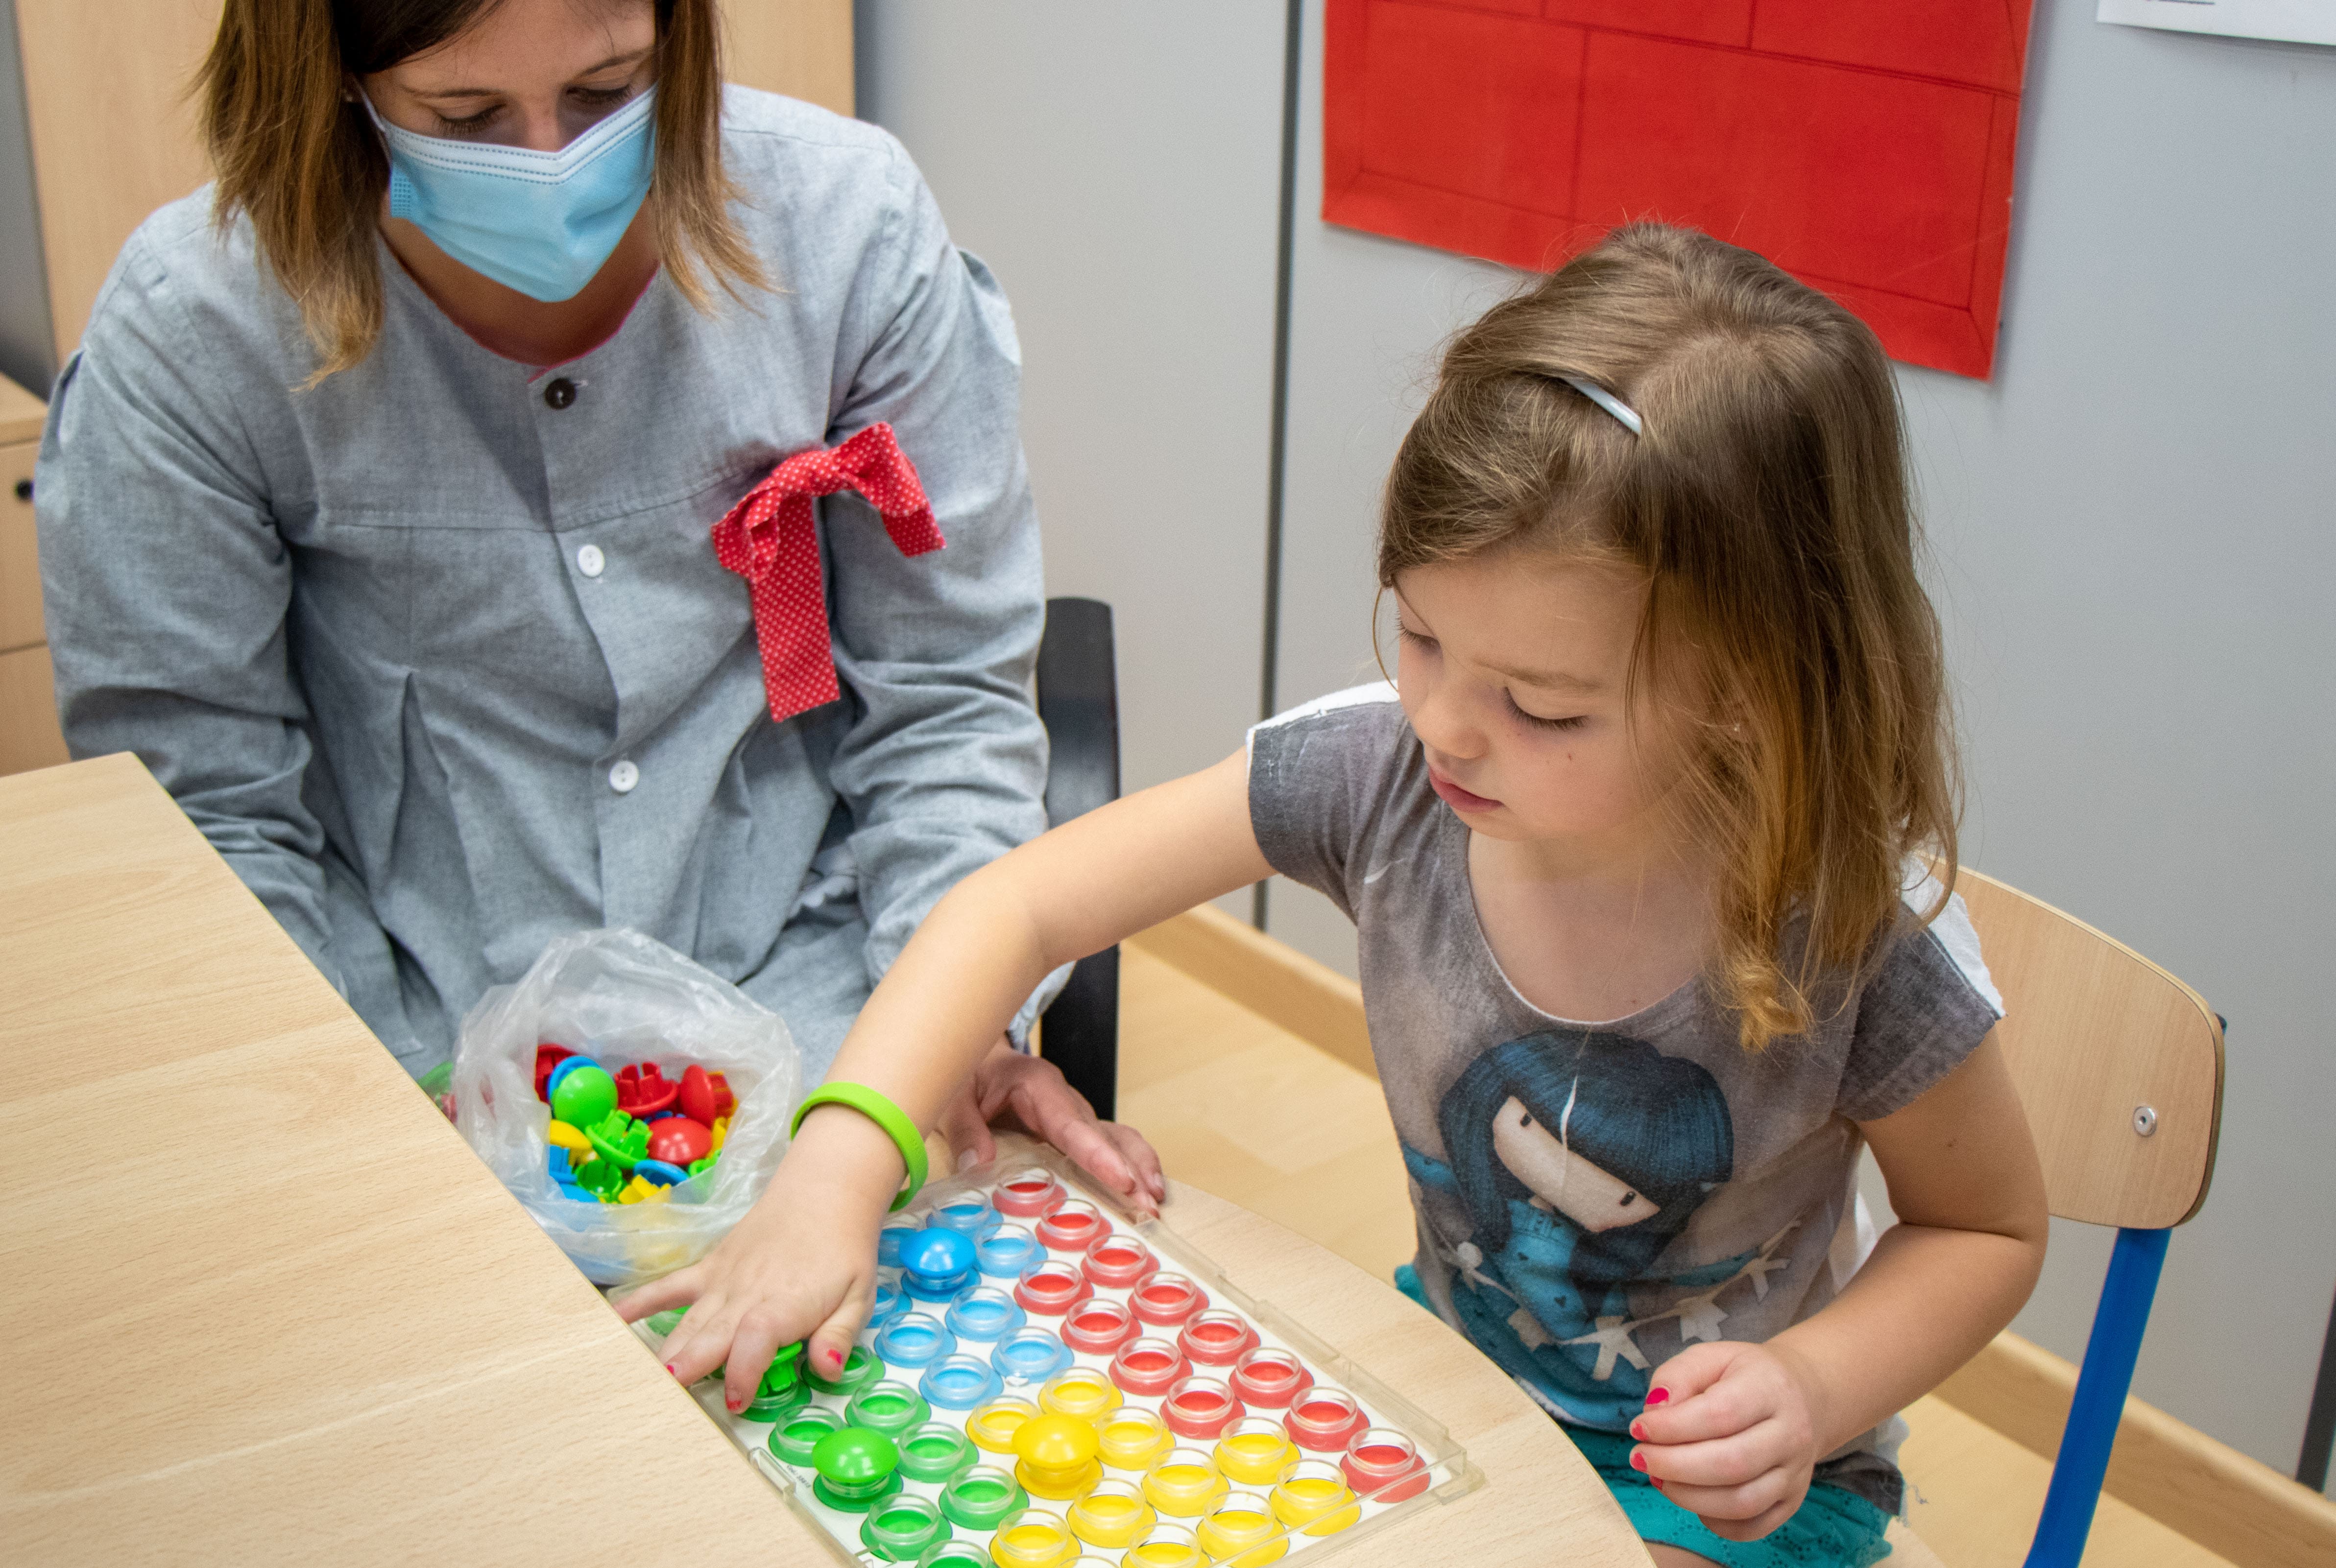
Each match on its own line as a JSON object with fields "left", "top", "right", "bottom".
{"left": 451, "top": 928, "right": 803, "bottom": 1287}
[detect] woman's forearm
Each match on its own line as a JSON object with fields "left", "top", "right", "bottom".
{"left": 1769, "top": 1218, "right": 2046, "bottom": 1455}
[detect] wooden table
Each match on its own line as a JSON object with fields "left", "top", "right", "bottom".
{"left": 0, "top": 754, "right": 1648, "bottom": 1566}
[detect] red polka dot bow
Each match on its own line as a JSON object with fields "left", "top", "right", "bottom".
{"left": 710, "top": 422, "right": 946, "bottom": 722}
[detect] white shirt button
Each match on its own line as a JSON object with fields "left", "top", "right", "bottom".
{"left": 576, "top": 545, "right": 605, "bottom": 578}
{"left": 608, "top": 760, "right": 639, "bottom": 793}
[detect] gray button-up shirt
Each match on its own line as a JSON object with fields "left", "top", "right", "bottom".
{"left": 37, "top": 91, "right": 1050, "bottom": 1080}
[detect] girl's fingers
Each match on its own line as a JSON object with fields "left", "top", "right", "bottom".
{"left": 1701, "top": 1497, "right": 1798, "bottom": 1544}
{"left": 721, "top": 1308, "right": 797, "bottom": 1415}
{"left": 613, "top": 1267, "right": 699, "bottom": 1324}
{"left": 1641, "top": 1461, "right": 1794, "bottom": 1525}
{"left": 1633, "top": 1380, "right": 1769, "bottom": 1447}
{"left": 804, "top": 1282, "right": 873, "bottom": 1391}
{"left": 661, "top": 1298, "right": 740, "bottom": 1388}
{"left": 1634, "top": 1421, "right": 1788, "bottom": 1489}
{"left": 1632, "top": 1345, "right": 1738, "bottom": 1437}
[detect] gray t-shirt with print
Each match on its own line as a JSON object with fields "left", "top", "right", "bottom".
{"left": 1248, "top": 684, "right": 2002, "bottom": 1493}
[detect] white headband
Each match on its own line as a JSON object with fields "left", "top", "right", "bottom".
{"left": 1559, "top": 374, "right": 1643, "bottom": 437}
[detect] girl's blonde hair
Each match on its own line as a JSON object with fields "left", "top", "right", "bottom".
{"left": 1382, "top": 222, "right": 1959, "bottom": 1050}
{"left": 197, "top": 0, "right": 765, "bottom": 378}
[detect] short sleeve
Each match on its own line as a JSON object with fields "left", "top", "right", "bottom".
{"left": 1245, "top": 683, "right": 1409, "bottom": 920}
{"left": 1837, "top": 890, "right": 2005, "bottom": 1122}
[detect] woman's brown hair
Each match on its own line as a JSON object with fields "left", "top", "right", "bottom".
{"left": 197, "top": 0, "right": 764, "bottom": 378}
{"left": 1381, "top": 222, "right": 1959, "bottom": 1050}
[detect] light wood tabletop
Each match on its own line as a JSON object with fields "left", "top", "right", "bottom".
{"left": 0, "top": 753, "right": 1649, "bottom": 1565}
{"left": 0, "top": 754, "right": 797, "bottom": 1563}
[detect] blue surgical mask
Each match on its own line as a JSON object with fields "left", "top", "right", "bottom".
{"left": 366, "top": 88, "right": 656, "bottom": 303}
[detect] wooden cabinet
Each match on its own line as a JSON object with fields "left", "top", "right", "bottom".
{"left": 0, "top": 373, "right": 64, "bottom": 775}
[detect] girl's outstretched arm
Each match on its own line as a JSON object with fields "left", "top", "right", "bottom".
{"left": 621, "top": 750, "right": 1272, "bottom": 1410}
{"left": 1629, "top": 1035, "right": 2049, "bottom": 1541}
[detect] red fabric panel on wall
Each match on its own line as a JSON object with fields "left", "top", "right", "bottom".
{"left": 1322, "top": 0, "right": 2035, "bottom": 379}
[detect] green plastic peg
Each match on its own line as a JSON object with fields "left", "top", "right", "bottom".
{"left": 583, "top": 1108, "right": 649, "bottom": 1170}
{"left": 807, "top": 1343, "right": 882, "bottom": 1397}
{"left": 742, "top": 1379, "right": 811, "bottom": 1424}
{"left": 686, "top": 1151, "right": 720, "bottom": 1178}
{"left": 845, "top": 1380, "right": 931, "bottom": 1440}
{"left": 769, "top": 1406, "right": 846, "bottom": 1466}
{"left": 860, "top": 1494, "right": 951, "bottom": 1562}
{"left": 572, "top": 1156, "right": 624, "bottom": 1201}
{"left": 937, "top": 1464, "right": 1028, "bottom": 1531}
{"left": 811, "top": 1426, "right": 904, "bottom": 1512}
{"left": 912, "top": 1542, "right": 988, "bottom": 1568}
{"left": 550, "top": 1062, "right": 618, "bottom": 1129}
{"left": 759, "top": 1342, "right": 804, "bottom": 1396}
{"left": 895, "top": 1421, "right": 978, "bottom": 1483}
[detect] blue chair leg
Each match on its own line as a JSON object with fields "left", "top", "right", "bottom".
{"left": 2023, "top": 1226, "right": 2171, "bottom": 1568}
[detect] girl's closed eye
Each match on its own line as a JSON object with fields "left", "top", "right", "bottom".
{"left": 1507, "top": 692, "right": 1588, "bottom": 732}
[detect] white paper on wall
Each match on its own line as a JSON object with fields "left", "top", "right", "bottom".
{"left": 2099, "top": 0, "right": 2336, "bottom": 45}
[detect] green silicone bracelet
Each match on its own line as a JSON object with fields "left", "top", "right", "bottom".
{"left": 791, "top": 1082, "right": 928, "bottom": 1212}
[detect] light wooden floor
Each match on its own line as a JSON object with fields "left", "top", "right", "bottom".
{"left": 1115, "top": 941, "right": 2238, "bottom": 1568}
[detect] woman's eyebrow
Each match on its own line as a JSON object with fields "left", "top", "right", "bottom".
{"left": 412, "top": 48, "right": 652, "bottom": 99}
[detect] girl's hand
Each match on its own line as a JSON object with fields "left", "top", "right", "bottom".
{"left": 938, "top": 1037, "right": 1166, "bottom": 1219}
{"left": 1629, "top": 1340, "right": 1825, "bottom": 1542}
{"left": 614, "top": 1105, "right": 899, "bottom": 1413}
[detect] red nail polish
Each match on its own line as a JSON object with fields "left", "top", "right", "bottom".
{"left": 1645, "top": 1387, "right": 1670, "bottom": 1406}
{"left": 828, "top": 1348, "right": 845, "bottom": 1370}
{"left": 1629, "top": 1420, "right": 1646, "bottom": 1441}
{"left": 1630, "top": 1450, "right": 1647, "bottom": 1472}
{"left": 1652, "top": 1477, "right": 1666, "bottom": 1491}
{"left": 664, "top": 1363, "right": 677, "bottom": 1376}
{"left": 725, "top": 1396, "right": 742, "bottom": 1412}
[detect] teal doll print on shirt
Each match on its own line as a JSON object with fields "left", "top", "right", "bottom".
{"left": 1406, "top": 1029, "right": 1756, "bottom": 1427}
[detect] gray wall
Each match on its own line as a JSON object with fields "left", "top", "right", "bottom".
{"left": 855, "top": 0, "right": 1287, "bottom": 872}
{"left": 0, "top": 0, "right": 56, "bottom": 397}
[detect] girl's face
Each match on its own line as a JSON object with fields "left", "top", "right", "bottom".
{"left": 1490, "top": 1096, "right": 1661, "bottom": 1232}
{"left": 1394, "top": 548, "right": 1699, "bottom": 855}
{"left": 364, "top": 0, "right": 656, "bottom": 151}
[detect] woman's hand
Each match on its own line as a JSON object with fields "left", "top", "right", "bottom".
{"left": 1628, "top": 1340, "right": 1824, "bottom": 1542}
{"left": 614, "top": 1103, "right": 900, "bottom": 1413}
{"left": 938, "top": 1037, "right": 1166, "bottom": 1219}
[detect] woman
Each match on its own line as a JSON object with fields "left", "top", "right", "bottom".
{"left": 36, "top": 0, "right": 1157, "bottom": 1201}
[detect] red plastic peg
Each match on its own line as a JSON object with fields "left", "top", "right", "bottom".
{"left": 1228, "top": 1348, "right": 1313, "bottom": 1411}
{"left": 678, "top": 1064, "right": 735, "bottom": 1125}
{"left": 1161, "top": 1376, "right": 1246, "bottom": 1441}
{"left": 616, "top": 1063, "right": 680, "bottom": 1117}
{"left": 647, "top": 1116, "right": 713, "bottom": 1166}
{"left": 534, "top": 1044, "right": 575, "bottom": 1102}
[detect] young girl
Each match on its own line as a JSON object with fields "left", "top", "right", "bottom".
{"left": 630, "top": 223, "right": 2049, "bottom": 1567}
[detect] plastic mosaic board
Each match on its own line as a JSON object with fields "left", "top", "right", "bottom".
{"left": 642, "top": 1148, "right": 1482, "bottom": 1568}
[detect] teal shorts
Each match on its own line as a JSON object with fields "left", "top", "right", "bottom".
{"left": 1558, "top": 1425, "right": 1894, "bottom": 1568}
{"left": 1390, "top": 1265, "right": 1893, "bottom": 1566}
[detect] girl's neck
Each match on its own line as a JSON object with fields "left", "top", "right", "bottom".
{"left": 1467, "top": 822, "right": 1717, "bottom": 1025}
{"left": 380, "top": 202, "right": 662, "bottom": 368}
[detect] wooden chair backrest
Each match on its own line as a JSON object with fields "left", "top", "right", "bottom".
{"left": 1954, "top": 868, "right": 2223, "bottom": 1229}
